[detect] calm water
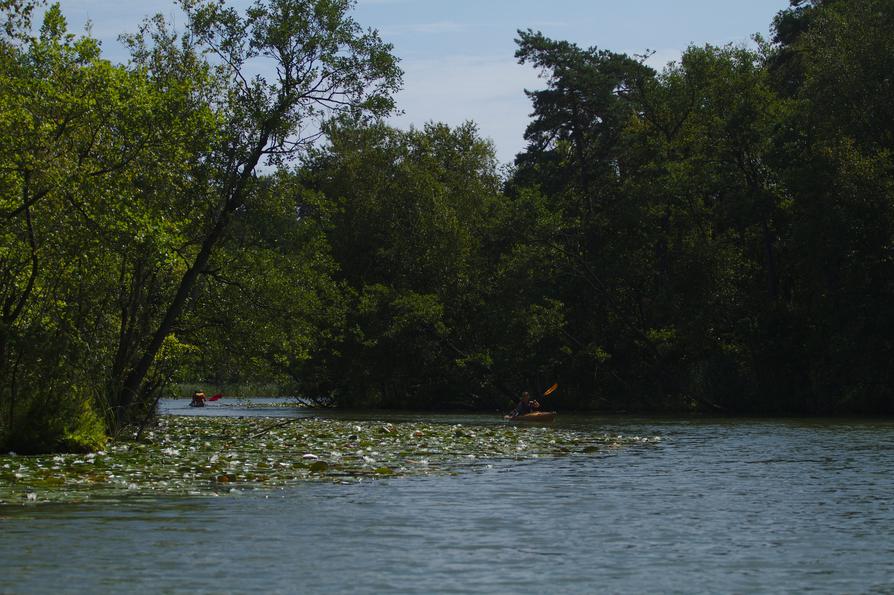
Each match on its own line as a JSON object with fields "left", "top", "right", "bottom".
{"left": 2, "top": 405, "right": 894, "bottom": 593}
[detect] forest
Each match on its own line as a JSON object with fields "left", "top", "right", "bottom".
{"left": 1, "top": 0, "right": 892, "bottom": 453}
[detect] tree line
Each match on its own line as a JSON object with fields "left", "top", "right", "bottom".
{"left": 1, "top": 0, "right": 892, "bottom": 452}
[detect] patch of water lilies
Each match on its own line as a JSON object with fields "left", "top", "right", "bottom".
{"left": 0, "top": 416, "right": 659, "bottom": 505}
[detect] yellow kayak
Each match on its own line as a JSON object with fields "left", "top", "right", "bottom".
{"left": 504, "top": 411, "right": 556, "bottom": 422}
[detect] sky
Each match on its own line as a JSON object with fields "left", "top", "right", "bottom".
{"left": 45, "top": 0, "right": 789, "bottom": 165}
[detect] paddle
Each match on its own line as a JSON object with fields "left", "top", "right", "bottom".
{"left": 530, "top": 383, "right": 557, "bottom": 411}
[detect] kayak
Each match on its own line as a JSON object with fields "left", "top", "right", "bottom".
{"left": 504, "top": 411, "right": 556, "bottom": 422}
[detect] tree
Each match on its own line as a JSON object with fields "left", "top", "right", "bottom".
{"left": 177, "top": 170, "right": 347, "bottom": 405}
{"left": 0, "top": 4, "right": 173, "bottom": 450}
{"left": 296, "top": 120, "right": 505, "bottom": 408}
{"left": 511, "top": 31, "right": 692, "bottom": 408}
{"left": 1, "top": 0, "right": 36, "bottom": 42}
{"left": 769, "top": 0, "right": 894, "bottom": 412}
{"left": 108, "top": 0, "right": 401, "bottom": 427}
{"left": 1, "top": 0, "right": 401, "bottom": 451}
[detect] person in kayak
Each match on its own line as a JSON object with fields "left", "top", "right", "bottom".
{"left": 190, "top": 391, "right": 206, "bottom": 407}
{"left": 508, "top": 391, "right": 540, "bottom": 418}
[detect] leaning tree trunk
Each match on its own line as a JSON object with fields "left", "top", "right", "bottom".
{"left": 113, "top": 132, "right": 271, "bottom": 428}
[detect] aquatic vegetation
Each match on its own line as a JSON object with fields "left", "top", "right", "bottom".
{"left": 0, "top": 416, "right": 659, "bottom": 505}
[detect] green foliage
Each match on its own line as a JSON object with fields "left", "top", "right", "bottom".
{"left": 0, "top": 0, "right": 400, "bottom": 452}
{"left": 2, "top": 0, "right": 893, "bottom": 451}
{"left": 498, "top": 0, "right": 894, "bottom": 414}
{"left": 0, "top": 3, "right": 182, "bottom": 447}
{"left": 0, "top": 0, "right": 37, "bottom": 41}
{"left": 178, "top": 172, "right": 347, "bottom": 401}
{"left": 102, "top": 0, "right": 400, "bottom": 427}
{"left": 291, "top": 121, "right": 504, "bottom": 408}
{"left": 4, "top": 386, "right": 106, "bottom": 455}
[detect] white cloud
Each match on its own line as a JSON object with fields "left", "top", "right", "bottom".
{"left": 382, "top": 21, "right": 479, "bottom": 36}
{"left": 386, "top": 46, "right": 704, "bottom": 165}
{"left": 388, "top": 54, "right": 542, "bottom": 165}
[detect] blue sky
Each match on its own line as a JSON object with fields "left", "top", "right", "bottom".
{"left": 47, "top": 0, "right": 789, "bottom": 164}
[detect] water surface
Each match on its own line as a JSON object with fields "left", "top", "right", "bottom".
{"left": 2, "top": 409, "right": 893, "bottom": 593}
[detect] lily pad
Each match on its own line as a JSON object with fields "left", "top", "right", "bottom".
{"left": 308, "top": 461, "right": 329, "bottom": 473}
{"left": 0, "top": 415, "right": 659, "bottom": 505}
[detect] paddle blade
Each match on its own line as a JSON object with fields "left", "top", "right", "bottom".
{"left": 208, "top": 393, "right": 223, "bottom": 401}
{"left": 543, "top": 383, "right": 558, "bottom": 397}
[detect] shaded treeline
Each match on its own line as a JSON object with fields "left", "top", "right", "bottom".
{"left": 1, "top": 0, "right": 892, "bottom": 452}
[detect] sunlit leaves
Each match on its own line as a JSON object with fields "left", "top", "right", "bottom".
{"left": 0, "top": 0, "right": 403, "bottom": 446}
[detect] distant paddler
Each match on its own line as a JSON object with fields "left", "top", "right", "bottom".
{"left": 189, "top": 391, "right": 206, "bottom": 407}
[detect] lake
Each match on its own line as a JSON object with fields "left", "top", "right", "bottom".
{"left": 2, "top": 402, "right": 893, "bottom": 593}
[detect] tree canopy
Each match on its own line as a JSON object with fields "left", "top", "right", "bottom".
{"left": 2, "top": 0, "right": 892, "bottom": 453}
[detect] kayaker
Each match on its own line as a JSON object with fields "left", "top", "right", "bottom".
{"left": 190, "top": 391, "right": 206, "bottom": 407}
{"left": 508, "top": 391, "right": 540, "bottom": 418}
